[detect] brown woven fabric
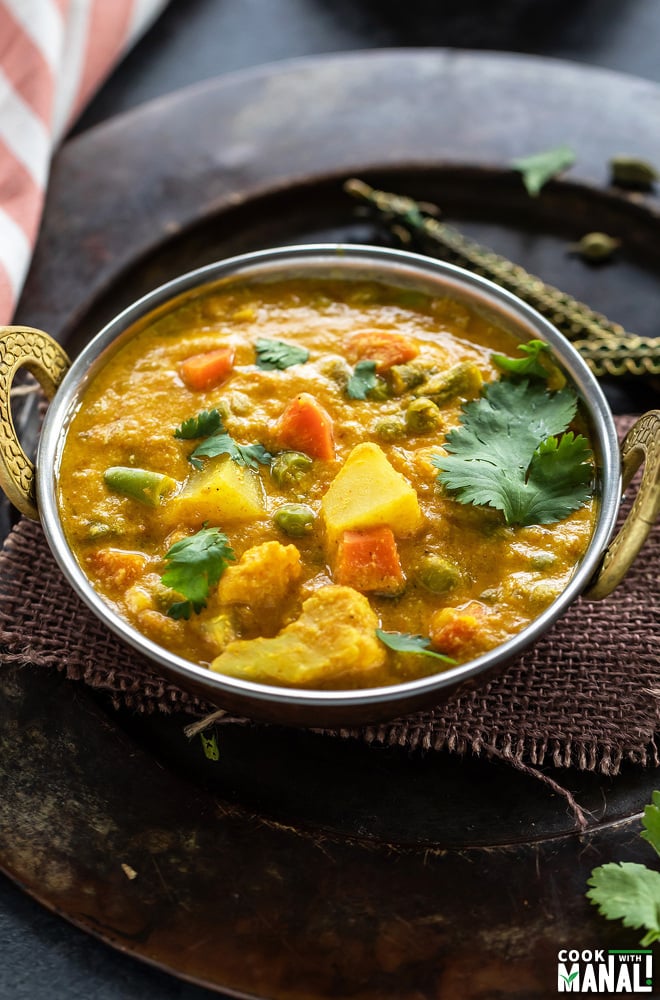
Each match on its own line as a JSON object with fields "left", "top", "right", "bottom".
{"left": 1, "top": 415, "right": 658, "bottom": 777}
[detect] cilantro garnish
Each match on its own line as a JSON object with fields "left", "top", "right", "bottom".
{"left": 376, "top": 629, "right": 456, "bottom": 665}
{"left": 587, "top": 790, "right": 660, "bottom": 946}
{"left": 511, "top": 144, "right": 576, "bottom": 196}
{"left": 347, "top": 359, "right": 378, "bottom": 399}
{"left": 432, "top": 380, "right": 592, "bottom": 526}
{"left": 190, "top": 433, "right": 272, "bottom": 471}
{"left": 174, "top": 409, "right": 223, "bottom": 440}
{"left": 492, "top": 339, "right": 552, "bottom": 380}
{"left": 161, "top": 526, "right": 235, "bottom": 619}
{"left": 255, "top": 338, "right": 309, "bottom": 370}
{"left": 176, "top": 409, "right": 272, "bottom": 471}
{"left": 642, "top": 790, "right": 660, "bottom": 855}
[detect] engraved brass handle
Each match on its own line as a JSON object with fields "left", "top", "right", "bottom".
{"left": 0, "top": 327, "right": 70, "bottom": 520}
{"left": 585, "top": 410, "right": 660, "bottom": 599}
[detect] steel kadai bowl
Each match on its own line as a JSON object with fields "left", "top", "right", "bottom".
{"left": 1, "top": 245, "right": 658, "bottom": 727}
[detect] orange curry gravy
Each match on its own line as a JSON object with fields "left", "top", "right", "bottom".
{"left": 57, "top": 277, "right": 597, "bottom": 689}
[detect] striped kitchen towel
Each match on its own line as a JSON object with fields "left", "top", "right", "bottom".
{"left": 0, "top": 0, "right": 169, "bottom": 325}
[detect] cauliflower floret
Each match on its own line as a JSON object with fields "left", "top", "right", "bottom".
{"left": 210, "top": 585, "right": 386, "bottom": 687}
{"left": 218, "top": 540, "right": 302, "bottom": 607}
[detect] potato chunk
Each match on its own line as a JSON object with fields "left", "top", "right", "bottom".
{"left": 210, "top": 585, "right": 386, "bottom": 686}
{"left": 321, "top": 442, "right": 422, "bottom": 547}
{"left": 218, "top": 541, "right": 302, "bottom": 606}
{"left": 166, "top": 457, "right": 265, "bottom": 527}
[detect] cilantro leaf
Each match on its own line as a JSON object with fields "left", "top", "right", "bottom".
{"left": 376, "top": 629, "right": 456, "bottom": 665}
{"left": 190, "top": 432, "right": 272, "bottom": 471}
{"left": 586, "top": 862, "right": 660, "bottom": 947}
{"left": 167, "top": 600, "right": 200, "bottom": 621}
{"left": 161, "top": 526, "right": 235, "bottom": 618}
{"left": 174, "top": 409, "right": 223, "bottom": 440}
{"left": 176, "top": 408, "right": 272, "bottom": 471}
{"left": 200, "top": 731, "right": 220, "bottom": 761}
{"left": 520, "top": 433, "right": 593, "bottom": 523}
{"left": 432, "top": 380, "right": 592, "bottom": 526}
{"left": 511, "top": 144, "right": 576, "bottom": 196}
{"left": 492, "top": 340, "right": 552, "bottom": 380}
{"left": 255, "top": 338, "right": 309, "bottom": 370}
{"left": 347, "top": 359, "right": 378, "bottom": 399}
{"left": 642, "top": 790, "right": 660, "bottom": 858}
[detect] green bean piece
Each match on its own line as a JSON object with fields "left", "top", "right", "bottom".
{"left": 104, "top": 467, "right": 176, "bottom": 506}
{"left": 405, "top": 397, "right": 443, "bottom": 434}
{"left": 270, "top": 450, "right": 313, "bottom": 490}
{"left": 389, "top": 362, "right": 428, "bottom": 395}
{"left": 374, "top": 417, "right": 407, "bottom": 442}
{"left": 273, "top": 503, "right": 316, "bottom": 537}
{"left": 415, "top": 554, "right": 461, "bottom": 594}
{"left": 418, "top": 361, "right": 483, "bottom": 406}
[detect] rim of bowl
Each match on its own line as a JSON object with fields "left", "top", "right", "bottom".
{"left": 37, "top": 243, "right": 621, "bottom": 714}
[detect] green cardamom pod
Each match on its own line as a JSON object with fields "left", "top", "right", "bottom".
{"left": 609, "top": 155, "right": 658, "bottom": 187}
{"left": 569, "top": 232, "right": 621, "bottom": 262}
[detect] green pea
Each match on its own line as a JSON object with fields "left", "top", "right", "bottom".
{"left": 104, "top": 467, "right": 176, "bottom": 506}
{"left": 273, "top": 503, "right": 316, "bottom": 537}
{"left": 86, "top": 520, "right": 116, "bottom": 540}
{"left": 270, "top": 451, "right": 313, "bottom": 489}
{"left": 405, "top": 397, "right": 443, "bottom": 434}
{"left": 415, "top": 555, "right": 461, "bottom": 594}
{"left": 374, "top": 417, "right": 407, "bottom": 442}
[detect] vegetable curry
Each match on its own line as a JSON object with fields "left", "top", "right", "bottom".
{"left": 58, "top": 275, "right": 597, "bottom": 689}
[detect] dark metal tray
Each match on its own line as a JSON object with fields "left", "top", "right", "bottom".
{"left": 2, "top": 51, "right": 660, "bottom": 998}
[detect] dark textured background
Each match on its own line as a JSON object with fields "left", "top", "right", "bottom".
{"left": 2, "top": 2, "right": 660, "bottom": 997}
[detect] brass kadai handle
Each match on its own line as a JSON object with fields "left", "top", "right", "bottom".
{"left": 585, "top": 410, "right": 660, "bottom": 600}
{"left": 0, "top": 326, "right": 71, "bottom": 520}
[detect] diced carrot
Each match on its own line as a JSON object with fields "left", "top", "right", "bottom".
{"left": 179, "top": 346, "right": 235, "bottom": 390}
{"left": 347, "top": 331, "right": 419, "bottom": 372}
{"left": 429, "top": 602, "right": 489, "bottom": 659}
{"left": 334, "top": 526, "right": 404, "bottom": 594}
{"left": 275, "top": 393, "right": 335, "bottom": 460}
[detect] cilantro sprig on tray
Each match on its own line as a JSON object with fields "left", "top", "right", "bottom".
{"left": 511, "top": 144, "right": 576, "bottom": 197}
{"left": 587, "top": 791, "right": 660, "bottom": 946}
{"left": 432, "top": 342, "right": 593, "bottom": 527}
{"left": 162, "top": 525, "right": 235, "bottom": 620}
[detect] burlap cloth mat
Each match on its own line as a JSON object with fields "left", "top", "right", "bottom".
{"left": 1, "top": 416, "right": 658, "bottom": 818}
